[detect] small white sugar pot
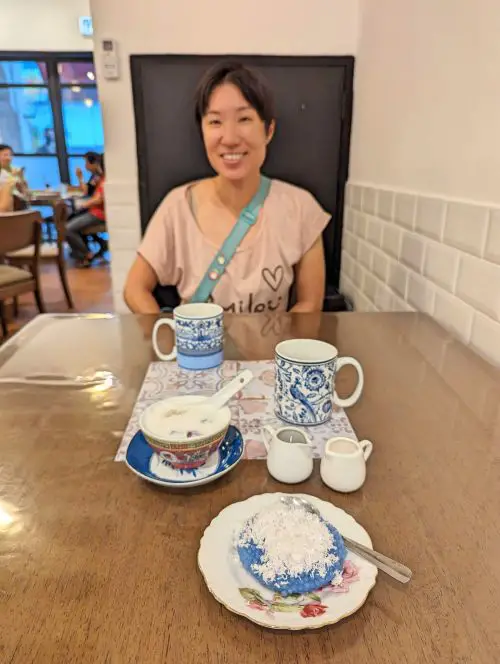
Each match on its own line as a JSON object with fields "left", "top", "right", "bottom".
{"left": 320, "top": 437, "right": 373, "bottom": 493}
{"left": 262, "top": 425, "right": 313, "bottom": 484}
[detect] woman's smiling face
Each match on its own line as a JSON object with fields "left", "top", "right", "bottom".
{"left": 201, "top": 82, "right": 274, "bottom": 182}
{"left": 0, "top": 148, "right": 13, "bottom": 170}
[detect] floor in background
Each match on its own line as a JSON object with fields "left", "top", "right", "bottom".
{"left": 3, "top": 262, "right": 114, "bottom": 339}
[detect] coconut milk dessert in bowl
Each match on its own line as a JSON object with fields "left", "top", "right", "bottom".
{"left": 140, "top": 395, "right": 231, "bottom": 470}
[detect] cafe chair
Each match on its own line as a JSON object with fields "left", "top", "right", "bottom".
{"left": 0, "top": 210, "right": 45, "bottom": 338}
{"left": 82, "top": 222, "right": 109, "bottom": 263}
{"left": 7, "top": 201, "right": 74, "bottom": 310}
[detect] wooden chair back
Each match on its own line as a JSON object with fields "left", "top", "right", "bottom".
{"left": 52, "top": 201, "right": 68, "bottom": 252}
{"left": 0, "top": 210, "right": 42, "bottom": 256}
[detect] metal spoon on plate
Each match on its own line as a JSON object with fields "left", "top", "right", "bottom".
{"left": 280, "top": 495, "right": 412, "bottom": 584}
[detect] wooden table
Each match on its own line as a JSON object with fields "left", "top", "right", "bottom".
{"left": 0, "top": 312, "right": 499, "bottom": 663}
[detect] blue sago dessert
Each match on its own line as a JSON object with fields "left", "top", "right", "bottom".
{"left": 236, "top": 502, "right": 346, "bottom": 596}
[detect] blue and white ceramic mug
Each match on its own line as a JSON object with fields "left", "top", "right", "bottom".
{"left": 275, "top": 339, "right": 364, "bottom": 426}
{"left": 152, "top": 303, "right": 224, "bottom": 370}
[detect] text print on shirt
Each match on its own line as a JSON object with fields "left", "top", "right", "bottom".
{"left": 208, "top": 265, "right": 285, "bottom": 313}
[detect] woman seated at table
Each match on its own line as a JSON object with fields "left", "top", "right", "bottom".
{"left": 74, "top": 151, "right": 102, "bottom": 198}
{"left": 69, "top": 152, "right": 107, "bottom": 257}
{"left": 65, "top": 157, "right": 106, "bottom": 268}
{"left": 0, "top": 144, "right": 29, "bottom": 210}
{"left": 124, "top": 61, "right": 330, "bottom": 314}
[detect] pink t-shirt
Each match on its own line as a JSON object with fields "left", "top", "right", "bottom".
{"left": 139, "top": 179, "right": 330, "bottom": 314}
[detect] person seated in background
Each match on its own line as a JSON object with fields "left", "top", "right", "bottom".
{"left": 65, "top": 156, "right": 107, "bottom": 268}
{"left": 124, "top": 61, "right": 329, "bottom": 315}
{"left": 0, "top": 144, "right": 29, "bottom": 210}
{"left": 74, "top": 152, "right": 102, "bottom": 197}
{"left": 69, "top": 152, "right": 107, "bottom": 256}
{"left": 0, "top": 180, "right": 15, "bottom": 213}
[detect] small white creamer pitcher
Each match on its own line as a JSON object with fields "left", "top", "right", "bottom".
{"left": 262, "top": 425, "right": 313, "bottom": 484}
{"left": 320, "top": 437, "right": 373, "bottom": 493}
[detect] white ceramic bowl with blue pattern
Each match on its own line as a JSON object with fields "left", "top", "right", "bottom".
{"left": 140, "top": 395, "right": 231, "bottom": 470}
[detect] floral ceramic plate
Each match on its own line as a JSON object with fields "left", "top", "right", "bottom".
{"left": 198, "top": 492, "right": 378, "bottom": 630}
{"left": 125, "top": 425, "right": 243, "bottom": 488}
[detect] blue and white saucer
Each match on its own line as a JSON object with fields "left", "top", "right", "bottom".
{"left": 125, "top": 425, "right": 244, "bottom": 488}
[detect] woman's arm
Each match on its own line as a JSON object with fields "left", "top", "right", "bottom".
{"left": 75, "top": 168, "right": 89, "bottom": 195}
{"left": 16, "top": 170, "right": 29, "bottom": 197}
{"left": 124, "top": 254, "right": 161, "bottom": 314}
{"left": 290, "top": 237, "right": 326, "bottom": 313}
{"left": 0, "top": 181, "right": 15, "bottom": 212}
{"left": 79, "top": 187, "right": 103, "bottom": 210}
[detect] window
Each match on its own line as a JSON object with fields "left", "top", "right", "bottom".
{"left": 0, "top": 54, "right": 104, "bottom": 191}
{"left": 62, "top": 87, "right": 104, "bottom": 155}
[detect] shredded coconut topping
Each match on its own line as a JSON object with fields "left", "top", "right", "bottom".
{"left": 237, "top": 503, "right": 339, "bottom": 583}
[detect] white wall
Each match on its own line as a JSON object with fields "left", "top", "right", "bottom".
{"left": 0, "top": 0, "right": 92, "bottom": 52}
{"left": 350, "top": 0, "right": 500, "bottom": 204}
{"left": 89, "top": 0, "right": 360, "bottom": 310}
{"left": 342, "top": 0, "right": 500, "bottom": 367}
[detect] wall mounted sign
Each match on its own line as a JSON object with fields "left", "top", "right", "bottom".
{"left": 79, "top": 16, "right": 93, "bottom": 38}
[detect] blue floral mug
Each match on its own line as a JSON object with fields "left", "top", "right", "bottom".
{"left": 152, "top": 303, "right": 224, "bottom": 370}
{"left": 274, "top": 339, "right": 364, "bottom": 426}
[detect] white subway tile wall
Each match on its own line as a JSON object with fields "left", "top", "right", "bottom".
{"left": 433, "top": 288, "right": 474, "bottom": 344}
{"left": 423, "top": 241, "right": 460, "bottom": 292}
{"left": 415, "top": 196, "right": 446, "bottom": 241}
{"left": 382, "top": 223, "right": 402, "bottom": 259}
{"left": 366, "top": 217, "right": 383, "bottom": 246}
{"left": 444, "top": 202, "right": 489, "bottom": 257}
{"left": 358, "top": 239, "right": 373, "bottom": 270}
{"left": 372, "top": 249, "right": 390, "bottom": 283}
{"left": 388, "top": 262, "right": 409, "bottom": 299}
{"left": 485, "top": 209, "right": 500, "bottom": 265}
{"left": 400, "top": 233, "right": 426, "bottom": 273}
{"left": 455, "top": 255, "right": 500, "bottom": 320}
{"left": 377, "top": 190, "right": 394, "bottom": 221}
{"left": 407, "top": 272, "right": 435, "bottom": 315}
{"left": 362, "top": 187, "right": 377, "bottom": 215}
{"left": 394, "top": 193, "right": 417, "bottom": 230}
{"left": 357, "top": 212, "right": 368, "bottom": 239}
{"left": 343, "top": 183, "right": 500, "bottom": 367}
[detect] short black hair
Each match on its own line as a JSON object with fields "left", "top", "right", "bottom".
{"left": 0, "top": 144, "right": 13, "bottom": 153}
{"left": 84, "top": 151, "right": 101, "bottom": 165}
{"left": 195, "top": 61, "right": 275, "bottom": 131}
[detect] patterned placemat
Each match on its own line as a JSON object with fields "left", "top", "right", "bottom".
{"left": 115, "top": 361, "right": 358, "bottom": 461}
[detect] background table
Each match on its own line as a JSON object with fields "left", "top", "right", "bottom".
{"left": 0, "top": 312, "right": 499, "bottom": 663}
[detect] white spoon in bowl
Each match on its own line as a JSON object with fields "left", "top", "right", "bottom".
{"left": 202, "top": 369, "right": 254, "bottom": 411}
{"left": 163, "top": 370, "right": 254, "bottom": 432}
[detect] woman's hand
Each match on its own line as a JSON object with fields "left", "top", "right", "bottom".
{"left": 290, "top": 237, "right": 326, "bottom": 312}
{"left": 75, "top": 168, "right": 88, "bottom": 195}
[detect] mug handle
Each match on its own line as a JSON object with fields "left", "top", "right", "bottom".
{"left": 152, "top": 318, "right": 177, "bottom": 361}
{"left": 262, "top": 426, "right": 275, "bottom": 453}
{"left": 360, "top": 439, "right": 373, "bottom": 461}
{"left": 332, "top": 356, "right": 364, "bottom": 408}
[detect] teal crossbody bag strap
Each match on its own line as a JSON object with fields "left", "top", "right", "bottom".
{"left": 191, "top": 175, "right": 271, "bottom": 303}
